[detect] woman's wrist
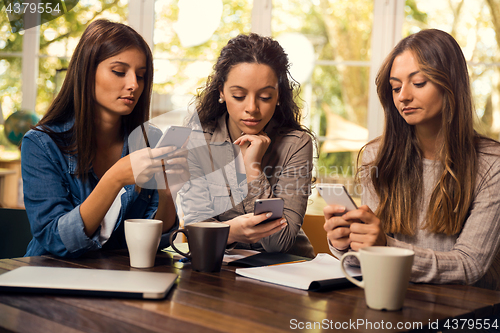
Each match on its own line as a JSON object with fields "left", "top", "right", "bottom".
{"left": 101, "top": 167, "right": 126, "bottom": 191}
{"left": 158, "top": 188, "right": 176, "bottom": 204}
{"left": 245, "top": 162, "right": 263, "bottom": 183}
{"left": 223, "top": 221, "right": 235, "bottom": 244}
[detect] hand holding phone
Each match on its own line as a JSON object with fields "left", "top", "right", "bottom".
{"left": 254, "top": 198, "right": 284, "bottom": 224}
{"left": 155, "top": 126, "right": 192, "bottom": 150}
{"left": 317, "top": 184, "right": 358, "bottom": 212}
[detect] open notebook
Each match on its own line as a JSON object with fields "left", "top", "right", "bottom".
{"left": 236, "top": 253, "right": 361, "bottom": 291}
{"left": 0, "top": 266, "right": 177, "bottom": 299}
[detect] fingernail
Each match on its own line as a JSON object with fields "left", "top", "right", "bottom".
{"left": 337, "top": 206, "right": 346, "bottom": 212}
{"left": 280, "top": 219, "right": 286, "bottom": 224}
{"left": 281, "top": 223, "right": 287, "bottom": 229}
{"left": 266, "top": 213, "right": 272, "bottom": 217}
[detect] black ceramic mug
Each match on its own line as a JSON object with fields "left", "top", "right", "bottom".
{"left": 169, "top": 222, "right": 230, "bottom": 272}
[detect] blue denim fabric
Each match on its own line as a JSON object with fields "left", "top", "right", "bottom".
{"left": 21, "top": 120, "right": 178, "bottom": 258}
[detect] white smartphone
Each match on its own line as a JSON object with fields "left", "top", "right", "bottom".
{"left": 317, "top": 183, "right": 358, "bottom": 212}
{"left": 254, "top": 198, "right": 284, "bottom": 224}
{"left": 155, "top": 126, "right": 192, "bottom": 149}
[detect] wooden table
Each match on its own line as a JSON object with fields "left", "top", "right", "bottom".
{"left": 0, "top": 250, "right": 499, "bottom": 332}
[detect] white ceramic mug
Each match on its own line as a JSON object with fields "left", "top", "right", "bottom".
{"left": 125, "top": 219, "right": 163, "bottom": 268}
{"left": 340, "top": 246, "right": 414, "bottom": 311}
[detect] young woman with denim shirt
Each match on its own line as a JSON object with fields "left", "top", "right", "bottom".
{"left": 21, "top": 20, "right": 186, "bottom": 257}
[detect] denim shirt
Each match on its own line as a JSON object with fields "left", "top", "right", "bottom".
{"left": 21, "top": 120, "right": 178, "bottom": 258}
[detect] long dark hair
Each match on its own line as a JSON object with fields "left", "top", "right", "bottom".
{"left": 36, "top": 19, "right": 154, "bottom": 179}
{"left": 362, "top": 28, "right": 496, "bottom": 235}
{"left": 194, "top": 33, "right": 312, "bottom": 136}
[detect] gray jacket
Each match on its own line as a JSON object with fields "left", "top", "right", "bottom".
{"left": 179, "top": 115, "right": 315, "bottom": 258}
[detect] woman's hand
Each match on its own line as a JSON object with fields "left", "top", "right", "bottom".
{"left": 342, "top": 205, "right": 386, "bottom": 250}
{"left": 323, "top": 204, "right": 353, "bottom": 251}
{"left": 224, "top": 212, "right": 287, "bottom": 245}
{"left": 233, "top": 131, "right": 271, "bottom": 181}
{"left": 161, "top": 147, "right": 190, "bottom": 195}
{"left": 107, "top": 146, "right": 171, "bottom": 187}
{"left": 108, "top": 146, "right": 190, "bottom": 193}
{"left": 324, "top": 204, "right": 386, "bottom": 251}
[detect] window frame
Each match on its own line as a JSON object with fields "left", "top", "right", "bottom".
{"left": 18, "top": 0, "right": 404, "bottom": 140}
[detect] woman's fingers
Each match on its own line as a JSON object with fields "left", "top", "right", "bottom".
{"left": 150, "top": 146, "right": 176, "bottom": 158}
{"left": 234, "top": 132, "right": 270, "bottom": 146}
{"left": 323, "top": 204, "right": 348, "bottom": 219}
{"left": 165, "top": 157, "right": 187, "bottom": 166}
{"left": 258, "top": 221, "right": 286, "bottom": 239}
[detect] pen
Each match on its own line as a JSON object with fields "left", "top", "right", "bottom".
{"left": 268, "top": 260, "right": 306, "bottom": 266}
{"left": 178, "top": 257, "right": 190, "bottom": 263}
{"left": 141, "top": 123, "right": 169, "bottom": 190}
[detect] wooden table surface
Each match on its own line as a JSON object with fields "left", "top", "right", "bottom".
{"left": 0, "top": 250, "right": 499, "bottom": 333}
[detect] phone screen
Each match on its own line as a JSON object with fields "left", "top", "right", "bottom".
{"left": 155, "top": 126, "right": 192, "bottom": 149}
{"left": 317, "top": 184, "right": 358, "bottom": 212}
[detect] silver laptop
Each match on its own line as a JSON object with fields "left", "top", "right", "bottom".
{"left": 0, "top": 266, "right": 177, "bottom": 299}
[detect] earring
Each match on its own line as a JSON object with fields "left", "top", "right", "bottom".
{"left": 277, "top": 101, "right": 280, "bottom": 106}
{"left": 219, "top": 97, "right": 224, "bottom": 104}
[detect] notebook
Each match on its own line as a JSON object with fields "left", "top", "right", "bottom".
{"left": 236, "top": 253, "right": 362, "bottom": 291}
{"left": 228, "top": 252, "right": 311, "bottom": 267}
{"left": 0, "top": 266, "right": 177, "bottom": 299}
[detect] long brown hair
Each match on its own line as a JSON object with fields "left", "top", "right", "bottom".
{"left": 193, "top": 33, "right": 313, "bottom": 137}
{"left": 36, "top": 19, "right": 154, "bottom": 179}
{"left": 362, "top": 29, "right": 492, "bottom": 235}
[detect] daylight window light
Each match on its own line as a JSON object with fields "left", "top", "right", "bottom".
{"left": 173, "top": 0, "right": 223, "bottom": 48}
{"left": 276, "top": 33, "right": 315, "bottom": 84}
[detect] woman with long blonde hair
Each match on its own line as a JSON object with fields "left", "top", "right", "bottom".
{"left": 324, "top": 29, "right": 500, "bottom": 290}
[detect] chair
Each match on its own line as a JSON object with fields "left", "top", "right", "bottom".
{"left": 0, "top": 208, "right": 32, "bottom": 259}
{"left": 302, "top": 214, "right": 331, "bottom": 255}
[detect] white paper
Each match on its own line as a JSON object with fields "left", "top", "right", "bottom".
{"left": 162, "top": 245, "right": 259, "bottom": 264}
{"left": 235, "top": 253, "right": 362, "bottom": 290}
{"left": 222, "top": 249, "right": 260, "bottom": 264}
{"left": 162, "top": 243, "right": 190, "bottom": 260}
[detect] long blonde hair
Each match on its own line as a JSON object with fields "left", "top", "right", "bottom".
{"left": 362, "top": 29, "right": 489, "bottom": 235}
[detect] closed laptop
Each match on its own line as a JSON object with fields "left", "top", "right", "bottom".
{"left": 0, "top": 266, "right": 177, "bottom": 299}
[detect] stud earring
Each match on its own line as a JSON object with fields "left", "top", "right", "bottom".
{"left": 219, "top": 97, "right": 224, "bottom": 104}
{"left": 277, "top": 101, "right": 280, "bottom": 106}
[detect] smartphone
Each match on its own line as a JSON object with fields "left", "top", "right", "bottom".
{"left": 317, "top": 183, "right": 358, "bottom": 212}
{"left": 254, "top": 198, "right": 284, "bottom": 224}
{"left": 155, "top": 126, "right": 192, "bottom": 149}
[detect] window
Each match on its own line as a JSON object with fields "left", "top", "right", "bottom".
{"left": 151, "top": 0, "right": 252, "bottom": 128}
{"left": 403, "top": 0, "right": 500, "bottom": 141}
{"left": 36, "top": 0, "right": 129, "bottom": 113}
{"left": 272, "top": 0, "right": 373, "bottom": 190}
{"left": 3, "top": 0, "right": 499, "bottom": 192}
{"left": 0, "top": 10, "right": 23, "bottom": 151}
{"left": 0, "top": 0, "right": 129, "bottom": 152}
